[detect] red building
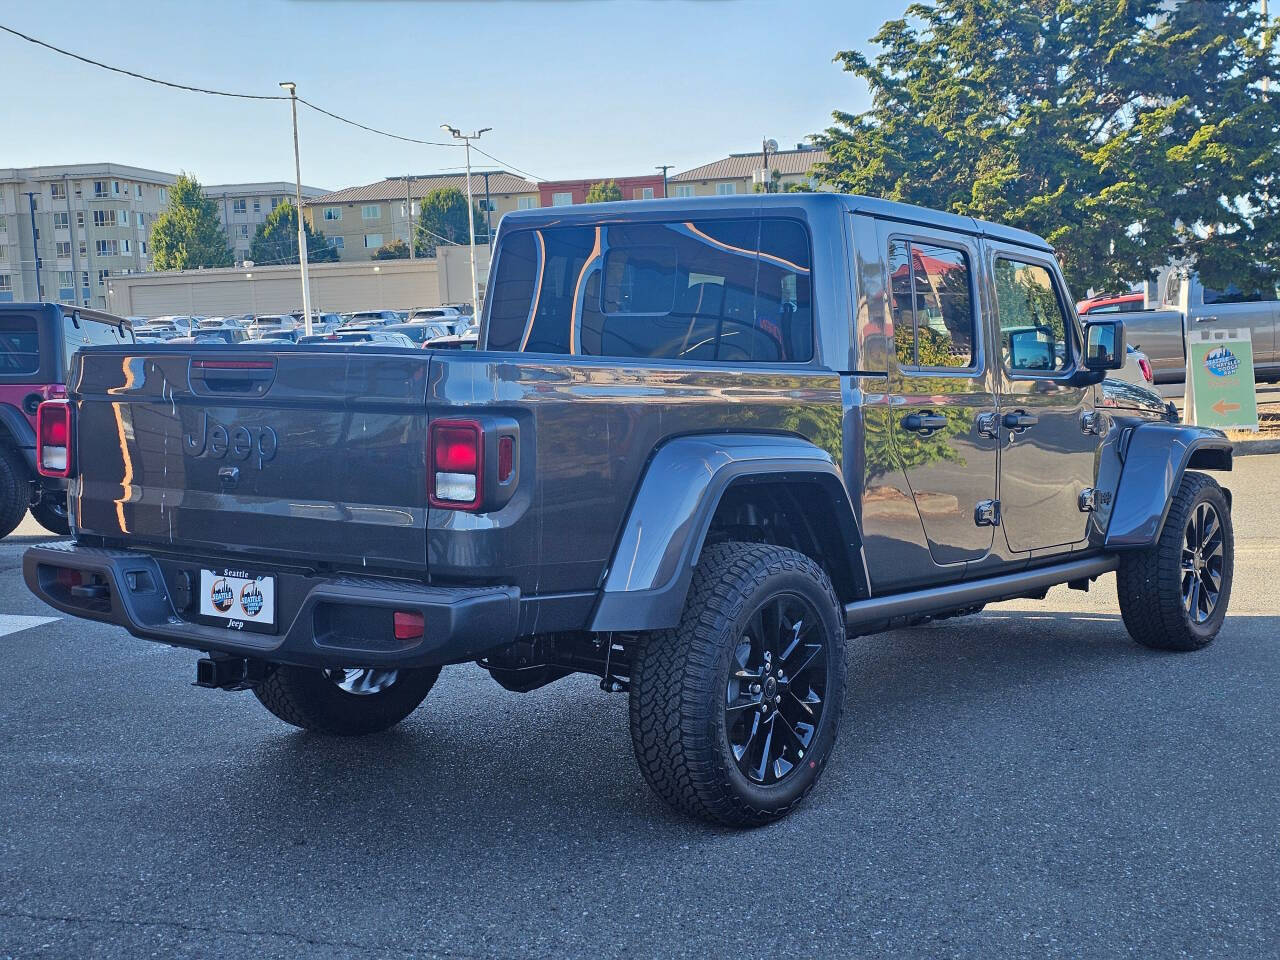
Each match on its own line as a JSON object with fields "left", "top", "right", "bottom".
{"left": 537, "top": 174, "right": 668, "bottom": 208}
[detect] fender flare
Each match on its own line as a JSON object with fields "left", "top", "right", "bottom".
{"left": 0, "top": 404, "right": 37, "bottom": 474}
{"left": 1104, "top": 422, "right": 1232, "bottom": 550}
{"left": 589, "top": 433, "right": 863, "bottom": 632}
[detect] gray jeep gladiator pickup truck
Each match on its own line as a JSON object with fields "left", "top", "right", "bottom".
{"left": 24, "top": 195, "right": 1234, "bottom": 827}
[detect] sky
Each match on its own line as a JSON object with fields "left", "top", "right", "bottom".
{"left": 0, "top": 0, "right": 905, "bottom": 191}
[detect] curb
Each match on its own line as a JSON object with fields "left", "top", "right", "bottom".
{"left": 1232, "top": 438, "right": 1280, "bottom": 457}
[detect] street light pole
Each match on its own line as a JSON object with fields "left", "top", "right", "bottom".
{"left": 280, "top": 81, "right": 313, "bottom": 336}
{"left": 441, "top": 124, "right": 491, "bottom": 315}
{"left": 656, "top": 164, "right": 673, "bottom": 198}
{"left": 406, "top": 174, "right": 415, "bottom": 261}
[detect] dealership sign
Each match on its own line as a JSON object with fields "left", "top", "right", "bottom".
{"left": 1185, "top": 331, "right": 1259, "bottom": 431}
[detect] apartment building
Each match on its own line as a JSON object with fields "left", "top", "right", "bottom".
{"left": 537, "top": 174, "right": 667, "bottom": 206}
{"left": 302, "top": 172, "right": 538, "bottom": 261}
{"left": 205, "top": 181, "right": 329, "bottom": 263}
{"left": 669, "top": 146, "right": 829, "bottom": 197}
{"left": 0, "top": 163, "right": 177, "bottom": 311}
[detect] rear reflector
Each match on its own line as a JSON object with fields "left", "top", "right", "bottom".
{"left": 36, "top": 400, "right": 73, "bottom": 478}
{"left": 429, "top": 419, "right": 483, "bottom": 509}
{"left": 393, "top": 611, "right": 425, "bottom": 642}
{"left": 497, "top": 436, "right": 514, "bottom": 484}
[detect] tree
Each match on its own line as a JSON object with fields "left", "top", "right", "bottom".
{"left": 816, "top": 0, "right": 1280, "bottom": 295}
{"left": 584, "top": 180, "right": 623, "bottom": 203}
{"left": 415, "top": 187, "right": 485, "bottom": 256}
{"left": 150, "top": 173, "right": 233, "bottom": 270}
{"left": 248, "top": 200, "right": 338, "bottom": 265}
{"left": 373, "top": 239, "right": 410, "bottom": 260}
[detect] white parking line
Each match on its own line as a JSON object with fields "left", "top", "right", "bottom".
{"left": 0, "top": 615, "right": 59, "bottom": 637}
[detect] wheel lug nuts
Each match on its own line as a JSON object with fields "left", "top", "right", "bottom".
{"left": 750, "top": 683, "right": 761, "bottom": 694}
{"left": 774, "top": 695, "right": 781, "bottom": 704}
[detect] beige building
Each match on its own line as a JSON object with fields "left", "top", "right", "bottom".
{"left": 0, "top": 163, "right": 178, "bottom": 310}
{"left": 205, "top": 181, "right": 329, "bottom": 263}
{"left": 105, "top": 245, "right": 489, "bottom": 319}
{"left": 303, "top": 172, "right": 538, "bottom": 261}
{"left": 669, "top": 146, "right": 829, "bottom": 198}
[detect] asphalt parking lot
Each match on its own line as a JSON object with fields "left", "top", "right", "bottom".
{"left": 1, "top": 457, "right": 1277, "bottom": 960}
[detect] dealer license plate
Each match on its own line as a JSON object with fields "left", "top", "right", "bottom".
{"left": 198, "top": 568, "right": 276, "bottom": 632}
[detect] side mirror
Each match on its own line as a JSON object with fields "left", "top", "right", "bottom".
{"left": 1084, "top": 319, "right": 1125, "bottom": 371}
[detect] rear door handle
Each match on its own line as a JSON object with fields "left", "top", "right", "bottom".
{"left": 902, "top": 412, "right": 948, "bottom": 434}
{"left": 1002, "top": 411, "right": 1039, "bottom": 431}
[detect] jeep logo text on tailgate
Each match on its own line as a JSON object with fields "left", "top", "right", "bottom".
{"left": 184, "top": 413, "right": 278, "bottom": 468}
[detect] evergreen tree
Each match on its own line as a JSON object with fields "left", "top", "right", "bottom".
{"left": 248, "top": 200, "right": 338, "bottom": 265}
{"left": 817, "top": 0, "right": 1280, "bottom": 294}
{"left": 415, "top": 187, "right": 484, "bottom": 256}
{"left": 150, "top": 173, "right": 233, "bottom": 270}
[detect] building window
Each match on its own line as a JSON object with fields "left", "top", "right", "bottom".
{"left": 477, "top": 199, "right": 497, "bottom": 212}
{"left": 50, "top": 182, "right": 67, "bottom": 200}
{"left": 141, "top": 241, "right": 147, "bottom": 255}
{"left": 362, "top": 204, "right": 381, "bottom": 220}
{"left": 323, "top": 207, "right": 342, "bottom": 221}
{"left": 635, "top": 187, "right": 655, "bottom": 200}
{"left": 552, "top": 192, "right": 573, "bottom": 206}
{"left": 232, "top": 198, "right": 247, "bottom": 214}
{"left": 55, "top": 241, "right": 72, "bottom": 259}
{"left": 97, "top": 269, "right": 110, "bottom": 286}
{"left": 123, "top": 239, "right": 131, "bottom": 254}
{"left": 674, "top": 185, "right": 695, "bottom": 198}
{"left": 92, "top": 210, "right": 117, "bottom": 228}
{"left": 0, "top": 274, "right": 12, "bottom": 293}
{"left": 53, "top": 211, "right": 69, "bottom": 230}
{"left": 238, "top": 224, "right": 249, "bottom": 238}
{"left": 0, "top": 214, "right": 6, "bottom": 233}
{"left": 58, "top": 270, "right": 75, "bottom": 300}
{"left": 160, "top": 187, "right": 168, "bottom": 204}
{"left": 95, "top": 239, "right": 120, "bottom": 257}
{"left": 252, "top": 198, "right": 261, "bottom": 213}
{"left": 363, "top": 234, "right": 383, "bottom": 249}
{"left": 329, "top": 236, "right": 345, "bottom": 250}
{"left": 716, "top": 183, "right": 737, "bottom": 196}
{"left": 112, "top": 180, "right": 121, "bottom": 196}
{"left": 136, "top": 184, "right": 143, "bottom": 199}
{"left": 75, "top": 211, "right": 84, "bottom": 229}
{"left": 271, "top": 197, "right": 281, "bottom": 209}
{"left": 78, "top": 241, "right": 87, "bottom": 258}
{"left": 518, "top": 196, "right": 536, "bottom": 210}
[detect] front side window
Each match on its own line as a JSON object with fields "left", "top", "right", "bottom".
{"left": 887, "top": 239, "right": 975, "bottom": 370}
{"left": 994, "top": 258, "right": 1073, "bottom": 374}
{"left": 487, "top": 217, "right": 813, "bottom": 363}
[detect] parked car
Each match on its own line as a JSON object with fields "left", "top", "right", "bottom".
{"left": 244, "top": 329, "right": 301, "bottom": 345}
{"left": 288, "top": 312, "right": 343, "bottom": 334}
{"left": 169, "top": 327, "right": 249, "bottom": 346}
{"left": 245, "top": 315, "right": 299, "bottom": 339}
{"left": 383, "top": 322, "right": 453, "bottom": 345}
{"left": 297, "top": 330, "right": 416, "bottom": 347}
{"left": 24, "top": 195, "right": 1236, "bottom": 828}
{"left": 425, "top": 329, "right": 479, "bottom": 350}
{"left": 0, "top": 302, "right": 133, "bottom": 537}
{"left": 1077, "top": 292, "right": 1145, "bottom": 315}
{"left": 1104, "top": 273, "right": 1280, "bottom": 383}
{"left": 409, "top": 306, "right": 471, "bottom": 334}
{"left": 340, "top": 309, "right": 401, "bottom": 327}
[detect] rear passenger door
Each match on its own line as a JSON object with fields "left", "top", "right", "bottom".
{"left": 881, "top": 224, "right": 997, "bottom": 565}
{"left": 1196, "top": 282, "right": 1278, "bottom": 367}
{"left": 987, "top": 249, "right": 1097, "bottom": 553}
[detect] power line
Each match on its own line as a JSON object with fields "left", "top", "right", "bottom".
{"left": 1, "top": 22, "right": 547, "bottom": 181}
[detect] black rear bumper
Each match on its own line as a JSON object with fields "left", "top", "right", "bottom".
{"left": 23, "top": 542, "right": 520, "bottom": 669}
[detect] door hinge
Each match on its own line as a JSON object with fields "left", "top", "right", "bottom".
{"left": 975, "top": 499, "right": 1001, "bottom": 527}
{"left": 1080, "top": 411, "right": 1104, "bottom": 435}
{"left": 976, "top": 412, "right": 999, "bottom": 439}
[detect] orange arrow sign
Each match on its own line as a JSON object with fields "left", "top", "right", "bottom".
{"left": 1212, "top": 399, "right": 1240, "bottom": 416}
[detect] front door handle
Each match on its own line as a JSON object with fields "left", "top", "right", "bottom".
{"left": 902, "top": 412, "right": 948, "bottom": 434}
{"left": 1195, "top": 315, "right": 1219, "bottom": 324}
{"left": 1002, "top": 411, "right": 1039, "bottom": 432}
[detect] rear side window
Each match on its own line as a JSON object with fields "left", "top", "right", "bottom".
{"left": 0, "top": 315, "right": 40, "bottom": 375}
{"left": 887, "top": 239, "right": 975, "bottom": 369}
{"left": 487, "top": 218, "right": 813, "bottom": 363}
{"left": 1202, "top": 284, "right": 1278, "bottom": 305}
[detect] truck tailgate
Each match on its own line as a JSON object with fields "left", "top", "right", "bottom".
{"left": 71, "top": 348, "right": 431, "bottom": 570}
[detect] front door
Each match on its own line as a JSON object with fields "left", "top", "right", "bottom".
{"left": 988, "top": 249, "right": 1099, "bottom": 553}
{"left": 882, "top": 225, "right": 997, "bottom": 566}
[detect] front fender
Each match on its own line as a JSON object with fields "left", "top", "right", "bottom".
{"left": 1104, "top": 423, "right": 1232, "bottom": 550}
{"left": 589, "top": 433, "right": 857, "bottom": 632}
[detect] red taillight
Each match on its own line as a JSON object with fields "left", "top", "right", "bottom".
{"left": 393, "top": 610, "right": 425, "bottom": 642}
{"left": 429, "top": 419, "right": 483, "bottom": 509}
{"left": 497, "top": 436, "right": 514, "bottom": 484}
{"left": 36, "top": 400, "right": 73, "bottom": 478}
{"left": 1138, "top": 357, "right": 1153, "bottom": 382}
{"left": 191, "top": 359, "right": 274, "bottom": 371}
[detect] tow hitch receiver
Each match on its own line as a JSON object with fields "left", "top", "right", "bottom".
{"left": 195, "top": 657, "right": 269, "bottom": 691}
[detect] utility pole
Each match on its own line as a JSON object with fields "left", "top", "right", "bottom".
{"left": 406, "top": 174, "right": 415, "bottom": 260}
{"left": 279, "top": 81, "right": 313, "bottom": 336}
{"left": 481, "top": 171, "right": 493, "bottom": 245}
{"left": 26, "top": 193, "right": 41, "bottom": 301}
{"left": 656, "top": 164, "right": 673, "bottom": 198}
{"left": 441, "top": 124, "right": 491, "bottom": 314}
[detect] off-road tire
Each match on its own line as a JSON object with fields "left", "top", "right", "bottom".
{"left": 629, "top": 542, "right": 847, "bottom": 827}
{"left": 253, "top": 665, "right": 441, "bottom": 736}
{"left": 30, "top": 493, "right": 71, "bottom": 536}
{"left": 1117, "top": 471, "right": 1233, "bottom": 651}
{"left": 0, "top": 446, "right": 32, "bottom": 539}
